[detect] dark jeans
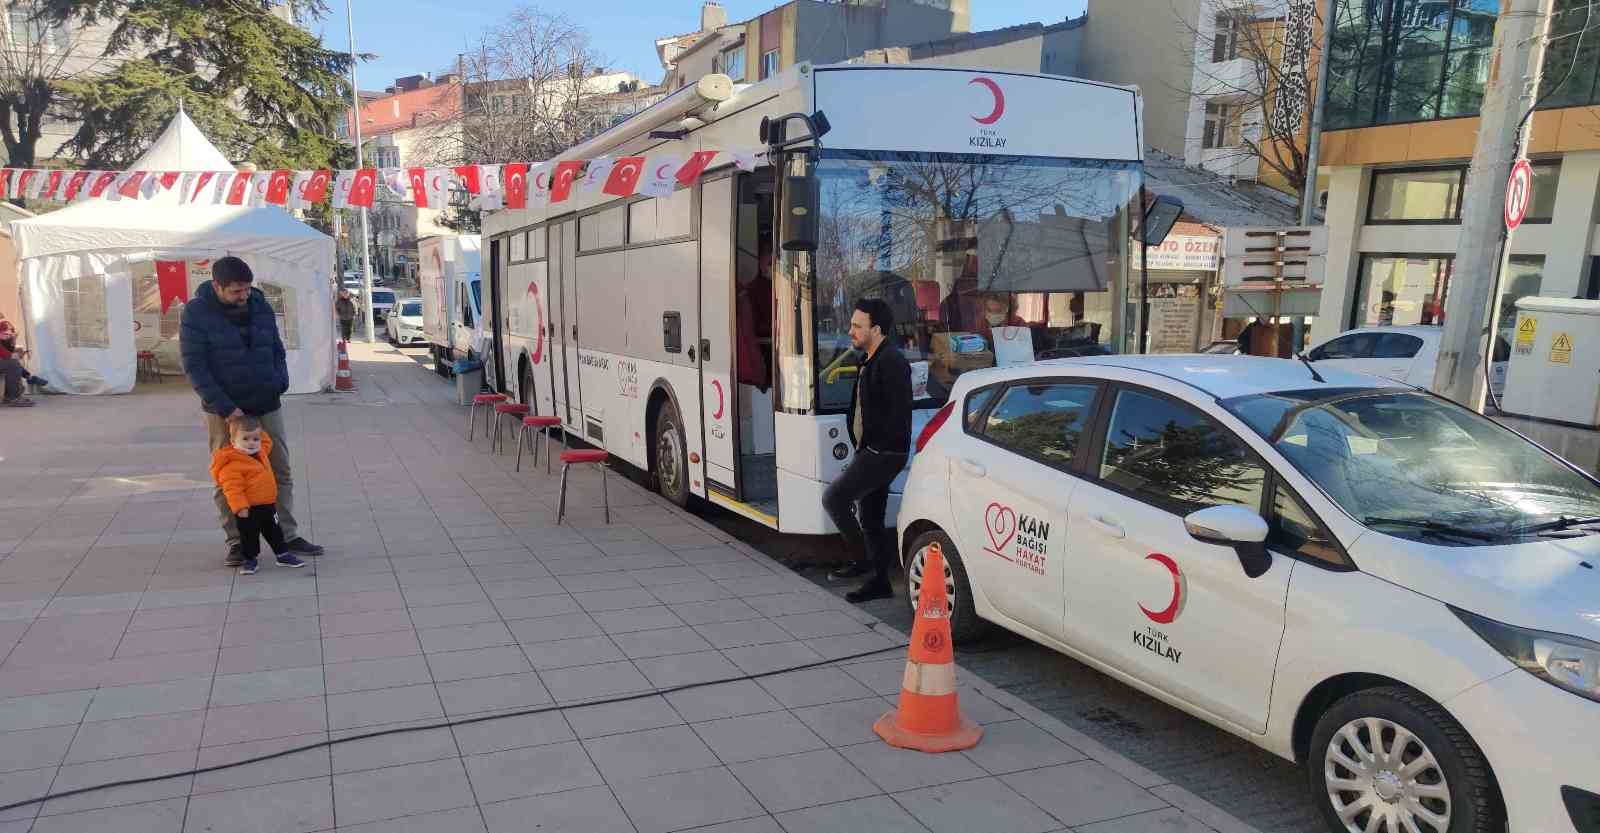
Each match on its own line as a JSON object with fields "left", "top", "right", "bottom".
{"left": 822, "top": 449, "right": 908, "bottom": 582}
{"left": 237, "top": 504, "right": 288, "bottom": 560}
{"left": 1, "top": 357, "right": 23, "bottom": 401}
{"left": 339, "top": 319, "right": 354, "bottom": 342}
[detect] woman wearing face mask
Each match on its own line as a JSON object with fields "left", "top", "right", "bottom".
{"left": 974, "top": 293, "right": 1026, "bottom": 350}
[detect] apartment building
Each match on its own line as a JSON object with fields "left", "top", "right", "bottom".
{"left": 349, "top": 78, "right": 464, "bottom": 279}
{"left": 1309, "top": 0, "right": 1600, "bottom": 349}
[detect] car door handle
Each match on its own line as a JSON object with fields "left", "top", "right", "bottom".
{"left": 958, "top": 459, "right": 987, "bottom": 478}
{"left": 1087, "top": 514, "right": 1125, "bottom": 539}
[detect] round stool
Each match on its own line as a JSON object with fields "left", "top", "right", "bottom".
{"left": 136, "top": 350, "right": 162, "bottom": 383}
{"left": 516, "top": 415, "right": 565, "bottom": 473}
{"left": 467, "top": 393, "right": 507, "bottom": 441}
{"left": 491, "top": 402, "right": 531, "bottom": 453}
{"left": 557, "top": 449, "right": 610, "bottom": 525}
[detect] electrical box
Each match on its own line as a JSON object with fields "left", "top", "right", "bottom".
{"left": 1501, "top": 297, "right": 1600, "bottom": 428}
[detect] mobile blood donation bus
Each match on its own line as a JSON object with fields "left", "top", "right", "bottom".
{"left": 481, "top": 63, "right": 1168, "bottom": 532}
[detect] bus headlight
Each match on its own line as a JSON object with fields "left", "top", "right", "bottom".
{"left": 1452, "top": 606, "right": 1600, "bottom": 703}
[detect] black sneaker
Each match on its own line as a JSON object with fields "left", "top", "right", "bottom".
{"left": 284, "top": 538, "right": 325, "bottom": 557}
{"left": 238, "top": 558, "right": 259, "bottom": 576}
{"left": 828, "top": 561, "right": 874, "bottom": 581}
{"left": 845, "top": 578, "right": 893, "bottom": 604}
{"left": 224, "top": 544, "right": 244, "bottom": 568}
{"left": 275, "top": 553, "right": 306, "bottom": 568}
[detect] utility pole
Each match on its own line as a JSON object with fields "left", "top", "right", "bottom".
{"left": 345, "top": 0, "right": 376, "bottom": 344}
{"left": 1432, "top": 0, "right": 1554, "bottom": 408}
{"left": 1299, "top": 0, "right": 1334, "bottom": 226}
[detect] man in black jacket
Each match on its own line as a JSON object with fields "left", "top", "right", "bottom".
{"left": 181, "top": 256, "right": 324, "bottom": 567}
{"left": 824, "top": 298, "right": 912, "bottom": 603}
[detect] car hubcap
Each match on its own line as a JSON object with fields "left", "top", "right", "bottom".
{"left": 907, "top": 545, "right": 957, "bottom": 619}
{"left": 657, "top": 424, "right": 681, "bottom": 495}
{"left": 1324, "top": 717, "right": 1452, "bottom": 833}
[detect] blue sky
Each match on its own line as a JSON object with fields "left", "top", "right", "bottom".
{"left": 319, "top": 0, "right": 1087, "bottom": 94}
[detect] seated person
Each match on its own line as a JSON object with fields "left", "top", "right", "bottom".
{"left": 973, "top": 294, "right": 1027, "bottom": 348}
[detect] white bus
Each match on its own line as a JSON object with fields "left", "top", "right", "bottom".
{"left": 482, "top": 63, "right": 1166, "bottom": 533}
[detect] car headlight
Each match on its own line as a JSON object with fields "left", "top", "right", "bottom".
{"left": 1451, "top": 606, "right": 1600, "bottom": 703}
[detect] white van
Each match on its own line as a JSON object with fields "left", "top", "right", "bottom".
{"left": 418, "top": 235, "right": 482, "bottom": 376}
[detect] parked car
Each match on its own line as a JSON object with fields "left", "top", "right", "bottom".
{"left": 386, "top": 298, "right": 425, "bottom": 346}
{"left": 368, "top": 288, "right": 396, "bottom": 322}
{"left": 1305, "top": 325, "right": 1508, "bottom": 397}
{"left": 897, "top": 354, "right": 1598, "bottom": 833}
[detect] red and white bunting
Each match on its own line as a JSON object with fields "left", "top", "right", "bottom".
{"left": 639, "top": 155, "right": 682, "bottom": 199}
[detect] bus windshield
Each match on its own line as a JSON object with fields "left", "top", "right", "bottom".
{"left": 811, "top": 152, "right": 1139, "bottom": 411}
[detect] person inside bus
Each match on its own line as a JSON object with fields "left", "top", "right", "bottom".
{"left": 735, "top": 238, "right": 773, "bottom": 392}
{"left": 824, "top": 298, "right": 912, "bottom": 603}
{"left": 974, "top": 293, "right": 1026, "bottom": 348}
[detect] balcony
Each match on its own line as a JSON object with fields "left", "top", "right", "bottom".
{"left": 1194, "top": 56, "right": 1262, "bottom": 100}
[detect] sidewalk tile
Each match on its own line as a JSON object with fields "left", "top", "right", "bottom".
{"left": 838, "top": 741, "right": 986, "bottom": 793}
{"left": 647, "top": 582, "right": 730, "bottom": 605}
{"left": 523, "top": 635, "right": 626, "bottom": 670}
{"left": 693, "top": 711, "right": 827, "bottom": 764}
{"left": 759, "top": 667, "right": 876, "bottom": 709}
{"left": 203, "top": 696, "right": 327, "bottom": 748}
{"left": 669, "top": 599, "right": 761, "bottom": 626}
{"left": 436, "top": 671, "right": 552, "bottom": 716}
{"left": 226, "top": 597, "right": 318, "bottom": 623}
{"left": 426, "top": 645, "right": 533, "bottom": 682}
{"left": 723, "top": 641, "right": 824, "bottom": 676}
{"left": 0, "top": 690, "right": 93, "bottom": 731}
{"left": 564, "top": 694, "right": 683, "bottom": 739}
{"left": 895, "top": 777, "right": 1059, "bottom": 833}
{"left": 1002, "top": 762, "right": 1170, "bottom": 828}
{"left": 0, "top": 725, "right": 75, "bottom": 774}
{"left": 583, "top": 724, "right": 718, "bottom": 781}
{"left": 1074, "top": 808, "right": 1215, "bottom": 832}
{"left": 771, "top": 611, "right": 870, "bottom": 640}
{"left": 324, "top": 655, "right": 432, "bottom": 695}
{"left": 664, "top": 680, "right": 783, "bottom": 723}
{"left": 572, "top": 588, "right": 659, "bottom": 612}
{"left": 792, "top": 697, "right": 896, "bottom": 747}
{"left": 320, "top": 609, "right": 414, "bottom": 638}
{"left": 557, "top": 573, "right": 641, "bottom": 593}
{"left": 209, "top": 667, "right": 326, "bottom": 707}
{"left": 316, "top": 590, "right": 407, "bottom": 616}
{"left": 776, "top": 795, "right": 930, "bottom": 833}
{"left": 335, "top": 807, "right": 487, "bottom": 833}
{"left": 0, "top": 766, "right": 55, "bottom": 823}
{"left": 589, "top": 606, "right": 684, "bottom": 634}
{"left": 693, "top": 619, "right": 795, "bottom": 650}
{"left": 417, "top": 621, "right": 512, "bottom": 654}
{"left": 493, "top": 594, "right": 583, "bottom": 621}
{"left": 323, "top": 629, "right": 423, "bottom": 664}
{"left": 29, "top": 797, "right": 186, "bottom": 833}
{"left": 479, "top": 786, "right": 633, "bottom": 833}
{"left": 611, "top": 626, "right": 712, "bottom": 660}
{"left": 127, "top": 604, "right": 228, "bottom": 632}
{"left": 331, "top": 726, "right": 457, "bottom": 774}
{"left": 959, "top": 720, "right": 1086, "bottom": 776}
{"left": 221, "top": 617, "right": 321, "bottom": 648}
{"left": 40, "top": 750, "right": 194, "bottom": 816}
{"left": 192, "top": 734, "right": 332, "bottom": 794}
{"left": 450, "top": 711, "right": 573, "bottom": 755}
{"left": 407, "top": 601, "right": 502, "bottom": 629}
{"left": 610, "top": 766, "right": 764, "bottom": 833}
{"left": 326, "top": 683, "right": 443, "bottom": 730}
{"left": 332, "top": 757, "right": 476, "bottom": 827}
{"left": 402, "top": 583, "right": 490, "bottom": 607}
{"left": 632, "top": 649, "right": 743, "bottom": 688}
{"left": 65, "top": 711, "right": 205, "bottom": 763}
{"left": 183, "top": 776, "right": 334, "bottom": 833}
{"left": 464, "top": 740, "right": 603, "bottom": 802}
{"left": 733, "top": 748, "right": 879, "bottom": 813}
{"left": 217, "top": 639, "right": 323, "bottom": 675}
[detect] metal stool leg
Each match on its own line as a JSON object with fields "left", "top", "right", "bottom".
{"left": 600, "top": 463, "right": 609, "bottom": 525}
{"left": 543, "top": 428, "right": 553, "bottom": 475}
{"left": 493, "top": 413, "right": 503, "bottom": 454}
{"left": 556, "top": 463, "right": 570, "bottom": 524}
{"left": 467, "top": 404, "right": 476, "bottom": 441}
{"left": 515, "top": 423, "right": 526, "bottom": 471}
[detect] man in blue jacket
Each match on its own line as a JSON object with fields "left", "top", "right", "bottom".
{"left": 181, "top": 256, "right": 324, "bottom": 567}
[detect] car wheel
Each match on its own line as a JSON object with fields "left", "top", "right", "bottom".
{"left": 1308, "top": 686, "right": 1503, "bottom": 833}
{"left": 904, "top": 529, "right": 989, "bottom": 643}
{"left": 654, "top": 401, "right": 690, "bottom": 507}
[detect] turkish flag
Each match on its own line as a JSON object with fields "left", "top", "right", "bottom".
{"left": 191, "top": 172, "right": 217, "bottom": 204}
{"left": 503, "top": 163, "right": 528, "bottom": 209}
{"left": 550, "top": 160, "right": 584, "bottom": 203}
{"left": 159, "top": 171, "right": 180, "bottom": 190}
{"left": 454, "top": 165, "right": 481, "bottom": 194}
{"left": 0, "top": 169, "right": 13, "bottom": 198}
{"left": 63, "top": 170, "right": 90, "bottom": 201}
{"left": 407, "top": 167, "right": 429, "bottom": 208}
{"left": 42, "top": 170, "right": 64, "bottom": 200}
{"left": 602, "top": 156, "right": 646, "bottom": 197}
{"left": 332, "top": 170, "right": 354, "bottom": 209}
{"left": 225, "top": 172, "right": 251, "bottom": 205}
{"left": 118, "top": 171, "right": 147, "bottom": 199}
{"left": 88, "top": 171, "right": 118, "bottom": 198}
{"left": 676, "top": 150, "right": 719, "bottom": 186}
{"left": 303, "top": 169, "right": 331, "bottom": 204}
{"left": 16, "top": 169, "right": 38, "bottom": 198}
{"left": 141, "top": 173, "right": 162, "bottom": 200}
{"left": 212, "top": 172, "right": 232, "bottom": 204}
{"left": 155, "top": 260, "right": 188, "bottom": 315}
{"left": 348, "top": 168, "right": 377, "bottom": 208}
{"left": 265, "top": 170, "right": 293, "bottom": 205}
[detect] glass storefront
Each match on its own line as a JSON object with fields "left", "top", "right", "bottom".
{"left": 1353, "top": 254, "right": 1453, "bottom": 327}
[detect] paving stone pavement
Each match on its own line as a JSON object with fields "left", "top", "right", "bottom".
{"left": 0, "top": 343, "right": 1263, "bottom": 833}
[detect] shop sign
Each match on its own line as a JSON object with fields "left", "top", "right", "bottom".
{"left": 1138, "top": 234, "right": 1220, "bottom": 271}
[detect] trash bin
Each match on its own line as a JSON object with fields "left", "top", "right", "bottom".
{"left": 453, "top": 360, "right": 484, "bottom": 406}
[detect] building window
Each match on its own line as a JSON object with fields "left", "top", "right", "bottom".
{"left": 760, "top": 49, "right": 780, "bottom": 80}
{"left": 720, "top": 45, "right": 746, "bottom": 81}
{"left": 1367, "top": 167, "right": 1464, "bottom": 223}
{"left": 258, "top": 282, "right": 299, "bottom": 350}
{"left": 1524, "top": 161, "right": 1559, "bottom": 223}
{"left": 1202, "top": 102, "right": 1241, "bottom": 149}
{"left": 1353, "top": 254, "right": 1453, "bottom": 328}
{"left": 1540, "top": 0, "right": 1600, "bottom": 108}
{"left": 8, "top": 4, "right": 68, "bottom": 51}
{"left": 1211, "top": 13, "right": 1240, "bottom": 63}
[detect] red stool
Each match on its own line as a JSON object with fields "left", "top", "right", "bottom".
{"left": 491, "top": 402, "right": 531, "bottom": 453}
{"left": 467, "top": 393, "right": 507, "bottom": 441}
{"left": 136, "top": 350, "right": 162, "bottom": 383}
{"left": 516, "top": 415, "right": 565, "bottom": 473}
{"left": 557, "top": 449, "right": 610, "bottom": 525}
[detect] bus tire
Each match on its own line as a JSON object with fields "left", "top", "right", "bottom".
{"left": 654, "top": 401, "right": 690, "bottom": 508}
{"left": 518, "top": 359, "right": 535, "bottom": 410}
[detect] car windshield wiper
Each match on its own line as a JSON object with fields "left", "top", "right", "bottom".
{"left": 1362, "top": 516, "right": 1506, "bottom": 542}
{"left": 1517, "top": 515, "right": 1600, "bottom": 535}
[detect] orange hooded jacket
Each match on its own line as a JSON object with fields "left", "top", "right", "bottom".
{"left": 210, "top": 431, "right": 277, "bottom": 513}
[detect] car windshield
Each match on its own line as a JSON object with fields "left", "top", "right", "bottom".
{"left": 1223, "top": 388, "right": 1600, "bottom": 544}
{"left": 400, "top": 301, "right": 422, "bottom": 316}
{"left": 373, "top": 291, "right": 394, "bottom": 303}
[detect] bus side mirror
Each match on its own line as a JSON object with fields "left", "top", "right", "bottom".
{"left": 780, "top": 151, "right": 819, "bottom": 253}
{"left": 1139, "top": 195, "right": 1184, "bottom": 246}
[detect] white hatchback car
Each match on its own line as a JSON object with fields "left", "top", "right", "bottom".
{"left": 898, "top": 355, "right": 1599, "bottom": 833}
{"left": 385, "top": 297, "right": 425, "bottom": 346}
{"left": 1305, "top": 325, "right": 1510, "bottom": 398}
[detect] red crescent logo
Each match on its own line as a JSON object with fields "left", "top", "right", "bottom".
{"left": 970, "top": 77, "right": 1005, "bottom": 125}
{"left": 527, "top": 282, "right": 545, "bottom": 363}
{"left": 534, "top": 172, "right": 547, "bottom": 189}
{"left": 1139, "top": 553, "right": 1187, "bottom": 625}
{"left": 656, "top": 164, "right": 673, "bottom": 180}
{"left": 711, "top": 379, "right": 724, "bottom": 420}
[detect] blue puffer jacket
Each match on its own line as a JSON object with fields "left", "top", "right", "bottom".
{"left": 180, "top": 282, "right": 289, "bottom": 416}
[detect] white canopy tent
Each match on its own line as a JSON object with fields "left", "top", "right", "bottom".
{"left": 9, "top": 112, "right": 335, "bottom": 395}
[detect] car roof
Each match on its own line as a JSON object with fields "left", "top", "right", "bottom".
{"left": 979, "top": 354, "right": 1412, "bottom": 400}
{"left": 1323, "top": 325, "right": 1442, "bottom": 341}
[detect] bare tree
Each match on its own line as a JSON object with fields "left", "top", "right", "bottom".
{"left": 0, "top": 2, "right": 109, "bottom": 170}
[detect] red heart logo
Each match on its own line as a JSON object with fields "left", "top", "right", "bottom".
{"left": 984, "top": 502, "right": 1017, "bottom": 553}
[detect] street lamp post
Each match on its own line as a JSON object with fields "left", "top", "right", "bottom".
{"left": 345, "top": 0, "right": 376, "bottom": 343}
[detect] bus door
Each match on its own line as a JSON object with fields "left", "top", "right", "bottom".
{"left": 551, "top": 217, "right": 582, "bottom": 431}
{"left": 488, "top": 238, "right": 506, "bottom": 391}
{"left": 699, "top": 176, "right": 738, "bottom": 497}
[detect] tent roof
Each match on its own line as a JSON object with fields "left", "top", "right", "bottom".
{"left": 130, "top": 110, "right": 235, "bottom": 172}
{"left": 11, "top": 202, "right": 332, "bottom": 267}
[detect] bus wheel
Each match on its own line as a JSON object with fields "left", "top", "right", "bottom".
{"left": 654, "top": 402, "right": 690, "bottom": 507}
{"left": 518, "top": 361, "right": 535, "bottom": 410}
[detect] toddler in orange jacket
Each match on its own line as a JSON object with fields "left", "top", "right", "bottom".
{"left": 210, "top": 416, "right": 305, "bottom": 575}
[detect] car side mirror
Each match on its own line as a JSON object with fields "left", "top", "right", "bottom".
{"left": 1184, "top": 505, "right": 1273, "bottom": 579}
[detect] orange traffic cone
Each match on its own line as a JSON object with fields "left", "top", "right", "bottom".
{"left": 874, "top": 542, "right": 982, "bottom": 752}
{"left": 335, "top": 340, "right": 354, "bottom": 391}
